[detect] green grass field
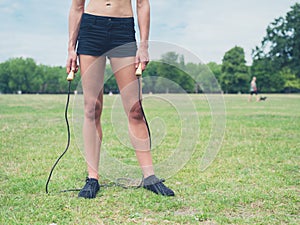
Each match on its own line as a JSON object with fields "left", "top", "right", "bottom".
{"left": 0, "top": 94, "right": 299, "bottom": 224}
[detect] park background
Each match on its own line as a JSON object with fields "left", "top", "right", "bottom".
{"left": 0, "top": 1, "right": 299, "bottom": 225}
{"left": 0, "top": 2, "right": 300, "bottom": 94}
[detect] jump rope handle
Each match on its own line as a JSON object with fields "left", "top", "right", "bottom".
{"left": 67, "top": 70, "right": 75, "bottom": 81}
{"left": 136, "top": 63, "right": 142, "bottom": 76}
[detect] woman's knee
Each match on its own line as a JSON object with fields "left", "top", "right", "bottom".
{"left": 84, "top": 98, "right": 103, "bottom": 121}
{"left": 128, "top": 102, "right": 144, "bottom": 121}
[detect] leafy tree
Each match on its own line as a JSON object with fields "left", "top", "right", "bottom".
{"left": 220, "top": 46, "right": 249, "bottom": 93}
{"left": 207, "top": 62, "right": 222, "bottom": 82}
{"left": 0, "top": 58, "right": 72, "bottom": 94}
{"left": 142, "top": 61, "right": 159, "bottom": 93}
{"left": 205, "top": 62, "right": 223, "bottom": 93}
{"left": 250, "top": 58, "right": 284, "bottom": 93}
{"left": 0, "top": 61, "right": 11, "bottom": 93}
{"left": 253, "top": 3, "right": 300, "bottom": 79}
{"left": 156, "top": 52, "right": 194, "bottom": 93}
{"left": 184, "top": 62, "right": 218, "bottom": 93}
{"left": 40, "top": 65, "right": 68, "bottom": 93}
{"left": 185, "top": 62, "right": 200, "bottom": 93}
{"left": 4, "top": 58, "right": 40, "bottom": 93}
{"left": 251, "top": 3, "right": 300, "bottom": 93}
{"left": 280, "top": 67, "right": 300, "bottom": 92}
{"left": 103, "top": 64, "right": 118, "bottom": 94}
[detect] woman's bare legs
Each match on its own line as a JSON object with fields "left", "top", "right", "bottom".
{"left": 78, "top": 55, "right": 174, "bottom": 197}
{"left": 79, "top": 55, "right": 106, "bottom": 180}
{"left": 110, "top": 57, "right": 154, "bottom": 178}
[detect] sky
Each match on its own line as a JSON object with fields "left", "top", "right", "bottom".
{"left": 0, "top": 0, "right": 298, "bottom": 66}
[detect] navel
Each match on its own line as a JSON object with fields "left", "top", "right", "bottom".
{"left": 106, "top": 1, "right": 112, "bottom": 7}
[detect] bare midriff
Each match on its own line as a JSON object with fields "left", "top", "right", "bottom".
{"left": 85, "top": 0, "right": 134, "bottom": 17}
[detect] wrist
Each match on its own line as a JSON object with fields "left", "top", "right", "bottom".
{"left": 139, "top": 41, "right": 149, "bottom": 49}
{"left": 68, "top": 41, "right": 77, "bottom": 52}
{"left": 68, "top": 46, "right": 75, "bottom": 52}
{"left": 68, "top": 48, "right": 76, "bottom": 54}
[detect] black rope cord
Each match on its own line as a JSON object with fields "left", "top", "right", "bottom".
{"left": 137, "top": 75, "right": 152, "bottom": 149}
{"left": 45, "top": 74, "right": 151, "bottom": 194}
{"left": 45, "top": 81, "right": 72, "bottom": 194}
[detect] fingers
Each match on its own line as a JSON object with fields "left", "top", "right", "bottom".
{"left": 135, "top": 56, "right": 149, "bottom": 71}
{"left": 66, "top": 57, "right": 78, "bottom": 81}
{"left": 135, "top": 57, "right": 140, "bottom": 69}
{"left": 71, "top": 60, "right": 78, "bottom": 73}
{"left": 66, "top": 57, "right": 78, "bottom": 74}
{"left": 66, "top": 59, "right": 74, "bottom": 74}
{"left": 66, "top": 61, "right": 71, "bottom": 74}
{"left": 66, "top": 49, "right": 78, "bottom": 74}
{"left": 135, "top": 46, "right": 149, "bottom": 72}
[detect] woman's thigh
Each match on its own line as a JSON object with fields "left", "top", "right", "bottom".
{"left": 79, "top": 55, "right": 106, "bottom": 117}
{"left": 79, "top": 55, "right": 106, "bottom": 93}
{"left": 110, "top": 57, "right": 140, "bottom": 114}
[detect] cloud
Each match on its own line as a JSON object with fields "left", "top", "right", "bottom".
{"left": 0, "top": 1, "right": 20, "bottom": 14}
{"left": 0, "top": 0, "right": 70, "bottom": 65}
{"left": 149, "top": 0, "right": 299, "bottom": 64}
{"left": 0, "top": 0, "right": 298, "bottom": 66}
{"left": 0, "top": 30, "right": 68, "bottom": 65}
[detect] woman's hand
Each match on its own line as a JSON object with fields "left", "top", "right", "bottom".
{"left": 135, "top": 45, "right": 149, "bottom": 71}
{"left": 66, "top": 50, "right": 79, "bottom": 74}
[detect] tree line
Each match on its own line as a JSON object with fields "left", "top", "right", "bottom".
{"left": 0, "top": 3, "right": 299, "bottom": 94}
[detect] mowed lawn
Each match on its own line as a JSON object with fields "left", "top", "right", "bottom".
{"left": 0, "top": 93, "right": 299, "bottom": 224}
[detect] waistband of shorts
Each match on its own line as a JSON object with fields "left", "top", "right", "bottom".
{"left": 82, "top": 13, "right": 134, "bottom": 22}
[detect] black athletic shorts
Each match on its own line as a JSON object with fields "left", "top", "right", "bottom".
{"left": 250, "top": 90, "right": 258, "bottom": 95}
{"left": 77, "top": 13, "right": 137, "bottom": 57}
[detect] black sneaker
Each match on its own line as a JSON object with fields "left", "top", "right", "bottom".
{"left": 78, "top": 178, "right": 100, "bottom": 199}
{"left": 143, "top": 175, "right": 175, "bottom": 196}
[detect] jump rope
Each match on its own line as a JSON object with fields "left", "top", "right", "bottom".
{"left": 45, "top": 63, "right": 151, "bottom": 194}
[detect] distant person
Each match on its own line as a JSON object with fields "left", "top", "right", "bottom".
{"left": 248, "top": 76, "right": 259, "bottom": 102}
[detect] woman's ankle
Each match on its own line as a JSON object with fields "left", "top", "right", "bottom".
{"left": 88, "top": 171, "right": 99, "bottom": 180}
